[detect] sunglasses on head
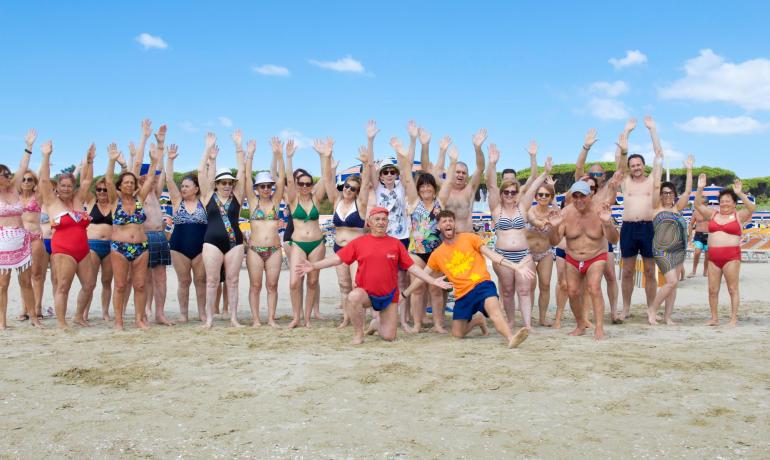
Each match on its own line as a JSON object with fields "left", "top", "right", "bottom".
{"left": 343, "top": 183, "right": 359, "bottom": 193}
{"left": 536, "top": 192, "right": 551, "bottom": 198}
{"left": 96, "top": 187, "right": 107, "bottom": 192}
{"left": 381, "top": 169, "right": 398, "bottom": 176}
{"left": 257, "top": 183, "right": 273, "bottom": 190}
{"left": 297, "top": 181, "right": 313, "bottom": 188}
{"left": 502, "top": 189, "right": 519, "bottom": 196}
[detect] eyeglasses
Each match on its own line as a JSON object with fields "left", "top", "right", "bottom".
{"left": 502, "top": 190, "right": 519, "bottom": 197}
{"left": 218, "top": 180, "right": 234, "bottom": 186}
{"left": 257, "top": 183, "right": 273, "bottom": 190}
{"left": 588, "top": 172, "right": 604, "bottom": 178}
{"left": 536, "top": 193, "right": 552, "bottom": 198}
{"left": 343, "top": 183, "right": 359, "bottom": 193}
{"left": 381, "top": 169, "right": 398, "bottom": 176}
{"left": 96, "top": 188, "right": 107, "bottom": 192}
{"left": 297, "top": 181, "right": 313, "bottom": 188}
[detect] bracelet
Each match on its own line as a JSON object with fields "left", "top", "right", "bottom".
{"left": 620, "top": 150, "right": 628, "bottom": 155}
{"left": 24, "top": 148, "right": 32, "bottom": 154}
{"left": 583, "top": 144, "right": 591, "bottom": 151}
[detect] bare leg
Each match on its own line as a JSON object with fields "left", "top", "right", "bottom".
{"left": 346, "top": 288, "right": 370, "bottom": 345}
{"left": 99, "top": 255, "right": 113, "bottom": 321}
{"left": 585, "top": 261, "right": 607, "bottom": 341}
{"left": 565, "top": 263, "right": 588, "bottom": 336}
{"left": 151, "top": 264, "right": 172, "bottom": 326}
{"left": 73, "top": 257, "right": 96, "bottom": 327}
{"left": 130, "top": 252, "right": 151, "bottom": 329}
{"left": 648, "top": 268, "right": 679, "bottom": 325}
{"left": 51, "top": 254, "right": 77, "bottom": 329}
{"left": 722, "top": 260, "right": 741, "bottom": 327}
{"left": 287, "top": 245, "right": 306, "bottom": 329}
{"left": 110, "top": 251, "right": 131, "bottom": 330}
{"left": 334, "top": 263, "right": 353, "bottom": 328}
{"left": 605, "top": 252, "right": 621, "bottom": 323}
{"left": 171, "top": 251, "right": 193, "bottom": 322}
{"left": 515, "top": 257, "right": 536, "bottom": 330}
{"left": 223, "top": 245, "right": 244, "bottom": 327}
{"left": 706, "top": 261, "right": 722, "bottom": 326}
{"left": 0, "top": 272, "right": 9, "bottom": 330}
{"left": 17, "top": 268, "right": 41, "bottom": 328}
{"left": 492, "top": 262, "right": 516, "bottom": 328}
{"left": 201, "top": 244, "right": 225, "bottom": 329}
{"left": 30, "top": 238, "right": 47, "bottom": 318}
{"left": 689, "top": 248, "right": 702, "bottom": 277}
{"left": 397, "top": 270, "right": 410, "bottom": 331}
{"left": 428, "top": 284, "right": 447, "bottom": 333}
{"left": 264, "top": 250, "right": 282, "bottom": 327}
{"left": 302, "top": 243, "right": 325, "bottom": 328}
{"left": 535, "top": 255, "right": 553, "bottom": 326}
{"left": 620, "top": 256, "right": 636, "bottom": 320}
{"left": 246, "top": 249, "right": 264, "bottom": 327}
{"left": 79, "top": 251, "right": 100, "bottom": 321}
{"left": 642, "top": 257, "right": 657, "bottom": 309}
{"left": 191, "top": 255, "right": 206, "bottom": 322}
{"left": 554, "top": 256, "right": 568, "bottom": 329}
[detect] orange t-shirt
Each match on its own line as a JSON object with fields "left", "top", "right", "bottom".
{"left": 427, "top": 233, "right": 491, "bottom": 300}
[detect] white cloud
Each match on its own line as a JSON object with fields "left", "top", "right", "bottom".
{"left": 609, "top": 50, "right": 647, "bottom": 69}
{"left": 279, "top": 129, "right": 313, "bottom": 149}
{"left": 309, "top": 55, "right": 365, "bottom": 73}
{"left": 218, "top": 116, "right": 233, "bottom": 128}
{"left": 179, "top": 121, "right": 197, "bottom": 133}
{"left": 600, "top": 140, "right": 685, "bottom": 165}
{"left": 590, "top": 80, "right": 629, "bottom": 97}
{"left": 252, "top": 64, "right": 290, "bottom": 76}
{"left": 659, "top": 49, "right": 770, "bottom": 110}
{"left": 677, "top": 116, "right": 769, "bottom": 134}
{"left": 588, "top": 98, "right": 629, "bottom": 120}
{"left": 136, "top": 33, "right": 168, "bottom": 50}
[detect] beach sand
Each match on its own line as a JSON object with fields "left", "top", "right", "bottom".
{"left": 1, "top": 258, "right": 769, "bottom": 458}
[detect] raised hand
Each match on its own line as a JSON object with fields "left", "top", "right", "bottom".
{"left": 544, "top": 156, "right": 553, "bottom": 173}
{"left": 357, "top": 145, "right": 369, "bottom": 163}
{"left": 684, "top": 154, "right": 694, "bottom": 170}
{"left": 473, "top": 128, "right": 488, "bottom": 149}
{"left": 108, "top": 143, "right": 120, "bottom": 161}
{"left": 149, "top": 143, "right": 162, "bottom": 163}
{"left": 117, "top": 152, "right": 127, "bottom": 166}
{"left": 624, "top": 117, "right": 637, "bottom": 134}
{"left": 697, "top": 173, "right": 707, "bottom": 189}
{"left": 86, "top": 143, "right": 96, "bottom": 162}
{"left": 269, "top": 137, "right": 283, "bottom": 155}
{"left": 733, "top": 179, "right": 743, "bottom": 195}
{"left": 40, "top": 140, "right": 52, "bottom": 156}
{"left": 208, "top": 144, "right": 219, "bottom": 160}
{"left": 407, "top": 120, "right": 419, "bottom": 139}
{"left": 526, "top": 139, "right": 538, "bottom": 157}
{"left": 390, "top": 136, "right": 404, "bottom": 154}
{"left": 142, "top": 119, "right": 152, "bottom": 138}
{"left": 286, "top": 139, "right": 296, "bottom": 158}
{"left": 608, "top": 170, "right": 623, "bottom": 188}
{"left": 488, "top": 143, "right": 500, "bottom": 163}
{"left": 313, "top": 138, "right": 332, "bottom": 157}
{"left": 154, "top": 124, "right": 167, "bottom": 146}
{"left": 25, "top": 129, "right": 37, "bottom": 148}
{"left": 547, "top": 209, "right": 563, "bottom": 228}
{"left": 615, "top": 132, "right": 628, "bottom": 152}
{"left": 418, "top": 127, "right": 431, "bottom": 145}
{"left": 583, "top": 128, "right": 597, "bottom": 149}
{"left": 128, "top": 141, "right": 136, "bottom": 157}
{"left": 598, "top": 202, "right": 612, "bottom": 222}
{"left": 246, "top": 140, "right": 256, "bottom": 157}
{"left": 205, "top": 132, "right": 217, "bottom": 151}
{"left": 232, "top": 129, "right": 243, "bottom": 148}
{"left": 168, "top": 144, "right": 179, "bottom": 160}
{"left": 644, "top": 115, "right": 656, "bottom": 130}
{"left": 431, "top": 276, "right": 453, "bottom": 290}
{"left": 439, "top": 136, "right": 452, "bottom": 151}
{"left": 366, "top": 120, "right": 380, "bottom": 140}
{"left": 331, "top": 156, "right": 340, "bottom": 171}
{"left": 448, "top": 145, "right": 459, "bottom": 162}
{"left": 546, "top": 175, "right": 557, "bottom": 188}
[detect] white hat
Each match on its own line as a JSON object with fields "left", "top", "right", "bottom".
{"left": 215, "top": 168, "right": 237, "bottom": 182}
{"left": 254, "top": 171, "right": 275, "bottom": 185}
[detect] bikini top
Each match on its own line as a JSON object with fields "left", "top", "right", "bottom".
{"left": 333, "top": 200, "right": 365, "bottom": 228}
{"left": 250, "top": 201, "right": 279, "bottom": 221}
{"left": 22, "top": 196, "right": 41, "bottom": 213}
{"left": 174, "top": 200, "right": 207, "bottom": 225}
{"left": 708, "top": 211, "right": 742, "bottom": 236}
{"left": 52, "top": 210, "right": 91, "bottom": 229}
{"left": 291, "top": 199, "right": 319, "bottom": 222}
{"left": 0, "top": 200, "right": 24, "bottom": 218}
{"left": 89, "top": 202, "right": 113, "bottom": 225}
{"left": 113, "top": 198, "right": 146, "bottom": 226}
{"left": 497, "top": 206, "right": 526, "bottom": 231}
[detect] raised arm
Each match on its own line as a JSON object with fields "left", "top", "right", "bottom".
{"left": 132, "top": 118, "right": 152, "bottom": 176}
{"left": 547, "top": 209, "right": 565, "bottom": 246}
{"left": 574, "top": 128, "right": 597, "bottom": 181}
{"left": 693, "top": 174, "right": 711, "bottom": 217}
{"left": 438, "top": 145, "right": 458, "bottom": 207}
{"left": 521, "top": 140, "right": 539, "bottom": 193}
{"left": 14, "top": 129, "right": 36, "bottom": 190}
{"left": 270, "top": 137, "right": 286, "bottom": 207}
{"left": 520, "top": 157, "right": 553, "bottom": 216}
{"left": 469, "top": 128, "right": 487, "bottom": 192}
{"left": 244, "top": 138, "right": 256, "bottom": 204}
{"left": 325, "top": 152, "right": 339, "bottom": 204}
{"left": 165, "top": 144, "right": 182, "bottom": 205}
{"left": 406, "top": 120, "right": 418, "bottom": 167}
{"left": 734, "top": 179, "right": 756, "bottom": 223}
{"left": 37, "top": 140, "right": 56, "bottom": 204}
{"left": 366, "top": 120, "right": 380, "bottom": 189}
{"left": 615, "top": 118, "right": 636, "bottom": 170}
{"left": 419, "top": 127, "right": 432, "bottom": 174}
{"left": 284, "top": 139, "right": 297, "bottom": 203}
{"left": 76, "top": 144, "right": 96, "bottom": 203}
{"left": 652, "top": 145, "right": 664, "bottom": 209}
{"left": 616, "top": 132, "right": 629, "bottom": 177}
{"left": 138, "top": 143, "right": 162, "bottom": 201}
{"left": 199, "top": 132, "right": 217, "bottom": 200}
{"left": 598, "top": 202, "right": 620, "bottom": 244}
{"left": 486, "top": 143, "right": 501, "bottom": 210}
{"left": 104, "top": 143, "right": 120, "bottom": 203}
{"left": 231, "top": 129, "right": 246, "bottom": 203}
{"left": 644, "top": 116, "right": 663, "bottom": 159}
{"left": 392, "top": 137, "right": 418, "bottom": 206}
{"left": 357, "top": 145, "right": 372, "bottom": 212}
{"left": 312, "top": 137, "right": 333, "bottom": 202}
{"left": 432, "top": 135, "right": 450, "bottom": 184}
{"left": 675, "top": 155, "right": 694, "bottom": 211}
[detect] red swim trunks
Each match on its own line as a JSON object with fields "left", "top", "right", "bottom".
{"left": 565, "top": 252, "right": 608, "bottom": 275}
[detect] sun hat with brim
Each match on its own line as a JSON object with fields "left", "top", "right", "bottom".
{"left": 377, "top": 160, "right": 399, "bottom": 175}
{"left": 215, "top": 168, "right": 237, "bottom": 182}
{"left": 254, "top": 171, "right": 275, "bottom": 185}
{"left": 568, "top": 180, "right": 591, "bottom": 196}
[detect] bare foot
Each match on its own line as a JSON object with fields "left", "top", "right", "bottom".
{"left": 705, "top": 319, "right": 719, "bottom": 326}
{"left": 268, "top": 320, "right": 280, "bottom": 328}
{"left": 251, "top": 321, "right": 261, "bottom": 329}
{"left": 647, "top": 308, "right": 659, "bottom": 325}
{"left": 351, "top": 334, "right": 364, "bottom": 345}
{"left": 156, "top": 315, "right": 175, "bottom": 326}
{"left": 611, "top": 315, "right": 624, "bottom": 324}
{"left": 31, "top": 318, "right": 45, "bottom": 328}
{"left": 0, "top": 324, "right": 6, "bottom": 331}
{"left": 230, "top": 319, "right": 245, "bottom": 328}
{"left": 114, "top": 321, "right": 125, "bottom": 331}
{"left": 727, "top": 318, "right": 738, "bottom": 327}
{"left": 508, "top": 328, "right": 529, "bottom": 348}
{"left": 400, "top": 321, "right": 410, "bottom": 332}
{"left": 18, "top": 314, "right": 29, "bottom": 321}
{"left": 177, "top": 315, "right": 189, "bottom": 324}
{"left": 665, "top": 318, "right": 677, "bottom": 325}
{"left": 687, "top": 272, "right": 696, "bottom": 278}
{"left": 568, "top": 326, "right": 586, "bottom": 336}
{"left": 430, "top": 326, "right": 448, "bottom": 334}
{"left": 406, "top": 325, "right": 420, "bottom": 334}
{"left": 336, "top": 319, "right": 350, "bottom": 329}
{"left": 539, "top": 319, "right": 553, "bottom": 327}
{"left": 145, "top": 308, "right": 152, "bottom": 319}
{"left": 57, "top": 320, "right": 70, "bottom": 330}
{"left": 287, "top": 319, "right": 299, "bottom": 329}
{"left": 201, "top": 321, "right": 213, "bottom": 330}
{"left": 594, "top": 328, "right": 605, "bottom": 341}
{"left": 553, "top": 320, "right": 561, "bottom": 329}
{"left": 73, "top": 318, "right": 92, "bottom": 327}
{"left": 136, "top": 320, "right": 150, "bottom": 330}
{"left": 365, "top": 319, "right": 379, "bottom": 335}
{"left": 304, "top": 321, "right": 312, "bottom": 329}
{"left": 102, "top": 314, "right": 112, "bottom": 322}
{"left": 468, "top": 315, "right": 489, "bottom": 336}
{"left": 313, "top": 311, "right": 321, "bottom": 320}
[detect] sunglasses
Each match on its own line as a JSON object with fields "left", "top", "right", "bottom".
{"left": 218, "top": 180, "right": 234, "bottom": 186}
{"left": 343, "top": 183, "right": 359, "bottom": 193}
{"left": 571, "top": 192, "right": 587, "bottom": 199}
{"left": 588, "top": 172, "right": 604, "bottom": 178}
{"left": 0, "top": 172, "right": 11, "bottom": 178}
{"left": 257, "top": 183, "right": 273, "bottom": 190}
{"left": 661, "top": 191, "right": 675, "bottom": 195}
{"left": 536, "top": 193, "right": 552, "bottom": 198}
{"left": 502, "top": 190, "right": 519, "bottom": 196}
{"left": 96, "top": 188, "right": 107, "bottom": 192}
{"left": 381, "top": 169, "right": 398, "bottom": 176}
{"left": 297, "top": 181, "right": 313, "bottom": 188}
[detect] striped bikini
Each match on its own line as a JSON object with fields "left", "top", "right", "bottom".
{"left": 494, "top": 206, "right": 530, "bottom": 263}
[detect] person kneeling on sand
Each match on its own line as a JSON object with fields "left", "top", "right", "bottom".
{"left": 295, "top": 207, "right": 451, "bottom": 345}
{"left": 404, "top": 210, "right": 533, "bottom": 348}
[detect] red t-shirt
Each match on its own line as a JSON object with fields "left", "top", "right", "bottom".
{"left": 336, "top": 234, "right": 414, "bottom": 302}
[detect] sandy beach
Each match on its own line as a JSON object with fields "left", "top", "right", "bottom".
{"left": 1, "top": 258, "right": 769, "bottom": 458}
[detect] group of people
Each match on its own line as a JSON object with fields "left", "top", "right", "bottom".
{"left": 0, "top": 117, "right": 755, "bottom": 344}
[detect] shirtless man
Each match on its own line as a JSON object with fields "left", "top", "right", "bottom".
{"left": 438, "top": 128, "right": 487, "bottom": 233}
{"left": 133, "top": 123, "right": 173, "bottom": 326}
{"left": 618, "top": 116, "right": 660, "bottom": 320}
{"left": 688, "top": 195, "right": 710, "bottom": 277}
{"left": 404, "top": 210, "right": 533, "bottom": 348}
{"left": 549, "top": 181, "right": 619, "bottom": 340}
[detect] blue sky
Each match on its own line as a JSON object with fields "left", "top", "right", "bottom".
{"left": 1, "top": 1, "right": 769, "bottom": 178}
